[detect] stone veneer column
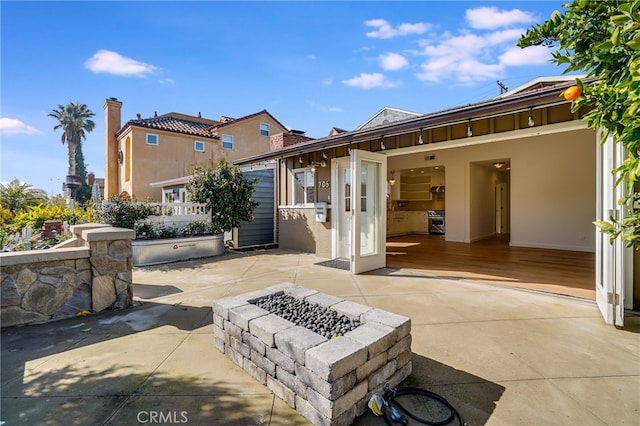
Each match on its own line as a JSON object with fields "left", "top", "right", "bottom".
{"left": 83, "top": 227, "right": 135, "bottom": 312}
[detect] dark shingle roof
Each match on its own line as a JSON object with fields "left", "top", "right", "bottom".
{"left": 117, "top": 115, "right": 219, "bottom": 139}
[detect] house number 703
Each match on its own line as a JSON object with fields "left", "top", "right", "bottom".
{"left": 319, "top": 180, "right": 330, "bottom": 188}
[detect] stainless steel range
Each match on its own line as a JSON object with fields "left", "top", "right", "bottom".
{"left": 427, "top": 210, "right": 445, "bottom": 235}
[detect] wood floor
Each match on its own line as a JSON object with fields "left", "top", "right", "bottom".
{"left": 386, "top": 234, "right": 596, "bottom": 299}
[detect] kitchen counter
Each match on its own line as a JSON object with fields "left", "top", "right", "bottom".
{"left": 387, "top": 211, "right": 430, "bottom": 236}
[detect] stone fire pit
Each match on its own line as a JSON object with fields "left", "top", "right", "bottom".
{"left": 212, "top": 283, "right": 412, "bottom": 426}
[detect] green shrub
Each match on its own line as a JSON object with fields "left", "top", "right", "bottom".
{"left": 95, "top": 195, "right": 157, "bottom": 229}
{"left": 156, "top": 224, "right": 177, "bottom": 239}
{"left": 134, "top": 223, "right": 157, "bottom": 240}
{"left": 186, "top": 158, "right": 258, "bottom": 233}
{"left": 183, "top": 220, "right": 213, "bottom": 237}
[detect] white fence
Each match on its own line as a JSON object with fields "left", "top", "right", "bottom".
{"left": 2, "top": 222, "right": 71, "bottom": 251}
{"left": 146, "top": 202, "right": 209, "bottom": 217}
{"left": 141, "top": 202, "right": 209, "bottom": 228}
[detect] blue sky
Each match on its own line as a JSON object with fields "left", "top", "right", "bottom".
{"left": 1, "top": 1, "right": 572, "bottom": 195}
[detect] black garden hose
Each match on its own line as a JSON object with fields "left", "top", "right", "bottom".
{"left": 380, "top": 384, "right": 466, "bottom": 426}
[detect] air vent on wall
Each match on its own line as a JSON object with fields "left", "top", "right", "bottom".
{"left": 424, "top": 155, "right": 436, "bottom": 161}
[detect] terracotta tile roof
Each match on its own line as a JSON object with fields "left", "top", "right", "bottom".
{"left": 116, "top": 109, "right": 289, "bottom": 139}
{"left": 117, "top": 115, "right": 219, "bottom": 139}
{"left": 213, "top": 109, "right": 288, "bottom": 132}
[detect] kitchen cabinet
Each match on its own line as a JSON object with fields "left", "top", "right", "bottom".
{"left": 400, "top": 175, "right": 432, "bottom": 201}
{"left": 387, "top": 211, "right": 430, "bottom": 235}
{"left": 410, "top": 211, "right": 430, "bottom": 234}
{"left": 387, "top": 212, "right": 411, "bottom": 236}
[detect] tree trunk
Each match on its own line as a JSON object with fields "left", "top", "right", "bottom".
{"left": 67, "top": 140, "right": 77, "bottom": 176}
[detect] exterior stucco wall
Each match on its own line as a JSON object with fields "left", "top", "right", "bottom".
{"left": 107, "top": 108, "right": 287, "bottom": 202}
{"left": 218, "top": 114, "right": 287, "bottom": 161}
{"left": 278, "top": 207, "right": 331, "bottom": 258}
{"left": 125, "top": 128, "right": 216, "bottom": 200}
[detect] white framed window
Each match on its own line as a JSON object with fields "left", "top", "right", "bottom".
{"left": 222, "top": 134, "right": 233, "bottom": 150}
{"left": 260, "top": 123, "right": 270, "bottom": 137}
{"left": 292, "top": 168, "right": 315, "bottom": 206}
{"left": 194, "top": 140, "right": 205, "bottom": 152}
{"left": 146, "top": 133, "right": 158, "bottom": 145}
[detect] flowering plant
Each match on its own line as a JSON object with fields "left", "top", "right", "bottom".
{"left": 186, "top": 159, "right": 258, "bottom": 233}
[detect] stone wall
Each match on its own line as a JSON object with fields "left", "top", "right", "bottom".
{"left": 212, "top": 283, "right": 412, "bottom": 426}
{"left": 1, "top": 225, "right": 135, "bottom": 327}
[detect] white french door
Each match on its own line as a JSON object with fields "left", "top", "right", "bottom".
{"left": 595, "top": 132, "right": 629, "bottom": 326}
{"left": 331, "top": 157, "right": 352, "bottom": 260}
{"left": 350, "top": 149, "right": 387, "bottom": 274}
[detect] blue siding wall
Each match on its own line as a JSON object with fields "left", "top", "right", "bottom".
{"left": 238, "top": 168, "right": 275, "bottom": 247}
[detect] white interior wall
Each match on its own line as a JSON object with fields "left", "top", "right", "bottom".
{"left": 386, "top": 127, "right": 597, "bottom": 252}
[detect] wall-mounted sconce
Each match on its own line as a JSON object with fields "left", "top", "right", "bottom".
{"left": 493, "top": 162, "right": 505, "bottom": 169}
{"left": 528, "top": 107, "right": 535, "bottom": 127}
{"left": 418, "top": 128, "right": 424, "bottom": 145}
{"left": 389, "top": 170, "right": 396, "bottom": 186}
{"left": 298, "top": 155, "right": 303, "bottom": 165}
{"left": 467, "top": 120, "right": 473, "bottom": 137}
{"left": 380, "top": 136, "right": 386, "bottom": 151}
{"left": 310, "top": 159, "right": 327, "bottom": 173}
{"left": 322, "top": 149, "right": 327, "bottom": 160}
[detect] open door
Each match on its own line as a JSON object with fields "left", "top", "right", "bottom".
{"left": 596, "top": 133, "right": 628, "bottom": 326}
{"left": 350, "top": 149, "right": 387, "bottom": 274}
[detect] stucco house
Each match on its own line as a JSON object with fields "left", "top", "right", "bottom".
{"left": 234, "top": 76, "right": 637, "bottom": 326}
{"left": 103, "top": 98, "right": 289, "bottom": 201}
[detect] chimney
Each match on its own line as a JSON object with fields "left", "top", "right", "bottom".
{"left": 270, "top": 131, "right": 314, "bottom": 151}
{"left": 104, "top": 97, "right": 123, "bottom": 197}
{"left": 136, "top": 113, "right": 141, "bottom": 120}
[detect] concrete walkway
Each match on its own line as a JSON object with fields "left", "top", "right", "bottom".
{"left": 2, "top": 249, "right": 639, "bottom": 425}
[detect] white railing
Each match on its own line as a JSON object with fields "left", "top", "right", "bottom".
{"left": 146, "top": 202, "right": 208, "bottom": 217}
{"left": 141, "top": 202, "right": 209, "bottom": 229}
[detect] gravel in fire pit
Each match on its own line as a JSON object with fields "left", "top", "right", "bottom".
{"left": 252, "top": 293, "right": 361, "bottom": 339}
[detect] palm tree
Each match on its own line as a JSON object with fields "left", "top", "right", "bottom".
{"left": 48, "top": 102, "right": 96, "bottom": 176}
{"left": 0, "top": 179, "right": 48, "bottom": 215}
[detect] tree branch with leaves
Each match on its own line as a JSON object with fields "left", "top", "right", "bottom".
{"left": 519, "top": 0, "right": 640, "bottom": 247}
{"left": 186, "top": 159, "right": 259, "bottom": 234}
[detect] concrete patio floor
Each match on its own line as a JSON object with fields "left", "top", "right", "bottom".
{"left": 2, "top": 249, "right": 639, "bottom": 425}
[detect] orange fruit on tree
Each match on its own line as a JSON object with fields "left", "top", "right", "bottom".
{"left": 562, "top": 86, "right": 581, "bottom": 101}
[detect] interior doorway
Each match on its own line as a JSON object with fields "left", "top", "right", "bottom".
{"left": 495, "top": 181, "right": 510, "bottom": 234}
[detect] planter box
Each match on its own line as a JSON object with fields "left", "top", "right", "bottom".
{"left": 132, "top": 234, "right": 224, "bottom": 266}
{"left": 213, "top": 283, "right": 412, "bottom": 426}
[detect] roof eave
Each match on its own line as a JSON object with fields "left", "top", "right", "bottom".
{"left": 234, "top": 78, "right": 594, "bottom": 166}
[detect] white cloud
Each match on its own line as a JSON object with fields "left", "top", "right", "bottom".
{"left": 499, "top": 45, "right": 551, "bottom": 66}
{"left": 343, "top": 72, "right": 401, "bottom": 89}
{"left": 308, "top": 100, "right": 343, "bottom": 113}
{"left": 0, "top": 118, "right": 43, "bottom": 135}
{"left": 415, "top": 19, "right": 549, "bottom": 84}
{"left": 379, "top": 52, "right": 409, "bottom": 71}
{"left": 159, "top": 77, "right": 175, "bottom": 85}
{"left": 365, "top": 19, "right": 429, "bottom": 39}
{"left": 466, "top": 7, "right": 537, "bottom": 30}
{"left": 84, "top": 50, "right": 158, "bottom": 77}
